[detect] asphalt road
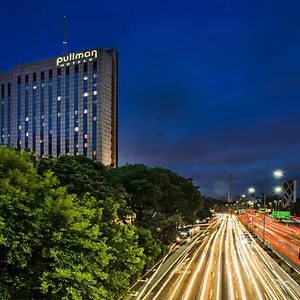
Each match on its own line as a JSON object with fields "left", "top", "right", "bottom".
{"left": 137, "top": 215, "right": 300, "bottom": 300}
{"left": 242, "top": 213, "right": 300, "bottom": 272}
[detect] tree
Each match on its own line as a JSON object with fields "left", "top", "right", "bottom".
{"left": 107, "top": 164, "right": 204, "bottom": 244}
{"left": 0, "top": 147, "right": 146, "bottom": 299}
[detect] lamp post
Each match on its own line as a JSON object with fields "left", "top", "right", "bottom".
{"left": 248, "top": 188, "right": 255, "bottom": 230}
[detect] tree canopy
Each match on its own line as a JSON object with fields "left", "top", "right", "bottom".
{"left": 0, "top": 148, "right": 207, "bottom": 298}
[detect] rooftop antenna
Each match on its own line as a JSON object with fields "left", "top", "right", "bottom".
{"left": 63, "top": 16, "right": 67, "bottom": 55}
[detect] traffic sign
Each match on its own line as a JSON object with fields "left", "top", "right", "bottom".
{"left": 272, "top": 211, "right": 290, "bottom": 219}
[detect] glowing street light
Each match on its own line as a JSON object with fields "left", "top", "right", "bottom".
{"left": 274, "top": 186, "right": 282, "bottom": 193}
{"left": 242, "top": 194, "right": 246, "bottom": 198}
{"left": 273, "top": 170, "right": 284, "bottom": 178}
{"left": 248, "top": 187, "right": 255, "bottom": 193}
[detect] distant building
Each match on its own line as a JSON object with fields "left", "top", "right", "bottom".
{"left": 0, "top": 47, "right": 118, "bottom": 166}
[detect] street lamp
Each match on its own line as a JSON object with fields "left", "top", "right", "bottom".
{"left": 274, "top": 200, "right": 278, "bottom": 211}
{"left": 273, "top": 170, "right": 284, "bottom": 178}
{"left": 248, "top": 187, "right": 255, "bottom": 194}
{"left": 274, "top": 186, "right": 282, "bottom": 193}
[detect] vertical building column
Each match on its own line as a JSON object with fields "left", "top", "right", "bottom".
{"left": 4, "top": 92, "right": 8, "bottom": 145}
{"left": 110, "top": 48, "right": 118, "bottom": 167}
{"left": 69, "top": 67, "right": 75, "bottom": 156}
{"left": 96, "top": 55, "right": 103, "bottom": 162}
{"left": 28, "top": 76, "right": 33, "bottom": 151}
{"left": 60, "top": 70, "right": 66, "bottom": 156}
{"left": 44, "top": 71, "right": 49, "bottom": 156}
{"left": 11, "top": 76, "right": 18, "bottom": 148}
{"left": 21, "top": 78, "right": 26, "bottom": 151}
{"left": 36, "top": 74, "right": 41, "bottom": 157}
{"left": 52, "top": 70, "right": 57, "bottom": 158}
{"left": 78, "top": 64, "right": 84, "bottom": 155}
{"left": 87, "top": 62, "right": 93, "bottom": 159}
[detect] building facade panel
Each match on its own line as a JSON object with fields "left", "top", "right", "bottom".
{"left": 0, "top": 47, "right": 118, "bottom": 166}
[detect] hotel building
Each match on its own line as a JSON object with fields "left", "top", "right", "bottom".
{"left": 0, "top": 47, "right": 118, "bottom": 166}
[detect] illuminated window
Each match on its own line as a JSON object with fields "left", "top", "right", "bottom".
{"left": 93, "top": 91, "right": 97, "bottom": 95}
{"left": 84, "top": 134, "right": 88, "bottom": 139}
{"left": 93, "top": 73, "right": 97, "bottom": 78}
{"left": 42, "top": 115, "right": 44, "bottom": 119}
{"left": 83, "top": 92, "right": 89, "bottom": 97}
{"left": 75, "top": 152, "right": 78, "bottom": 155}
{"left": 33, "top": 86, "right": 37, "bottom": 89}
{"left": 84, "top": 109, "right": 88, "bottom": 114}
{"left": 57, "top": 96, "right": 61, "bottom": 101}
{"left": 74, "top": 127, "right": 78, "bottom": 132}
{"left": 66, "top": 152, "right": 70, "bottom": 156}
{"left": 18, "top": 125, "right": 21, "bottom": 130}
{"left": 93, "top": 151, "right": 96, "bottom": 155}
{"left": 58, "top": 113, "right": 61, "bottom": 117}
{"left": 93, "top": 116, "right": 96, "bottom": 121}
{"left": 84, "top": 76, "right": 88, "bottom": 80}
{"left": 26, "top": 132, "right": 29, "bottom": 137}
{"left": 74, "top": 110, "right": 78, "bottom": 115}
{"left": 26, "top": 117, "right": 29, "bottom": 121}
{"left": 84, "top": 143, "right": 88, "bottom": 148}
{"left": 40, "top": 139, "right": 43, "bottom": 143}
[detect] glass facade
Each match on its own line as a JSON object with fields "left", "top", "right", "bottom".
{"left": 1, "top": 85, "right": 4, "bottom": 145}
{"left": 0, "top": 47, "right": 117, "bottom": 166}
{"left": 17, "top": 81, "right": 21, "bottom": 150}
{"left": 83, "top": 67, "right": 88, "bottom": 156}
{"left": 40, "top": 75, "right": 45, "bottom": 156}
{"left": 48, "top": 76, "right": 53, "bottom": 155}
{"left": 32, "top": 78, "right": 37, "bottom": 151}
{"left": 25, "top": 81, "right": 29, "bottom": 149}
{"left": 65, "top": 67, "right": 70, "bottom": 154}
{"left": 74, "top": 71, "right": 79, "bottom": 155}
{"left": 57, "top": 69, "right": 61, "bottom": 155}
{"left": 92, "top": 68, "right": 97, "bottom": 159}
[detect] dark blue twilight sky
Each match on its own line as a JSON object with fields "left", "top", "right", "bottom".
{"left": 1, "top": 0, "right": 300, "bottom": 197}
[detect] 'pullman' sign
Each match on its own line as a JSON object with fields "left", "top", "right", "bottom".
{"left": 56, "top": 49, "right": 98, "bottom": 67}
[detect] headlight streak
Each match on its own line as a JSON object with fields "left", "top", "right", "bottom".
{"left": 197, "top": 217, "right": 227, "bottom": 300}
{"left": 232, "top": 219, "right": 264, "bottom": 300}
{"left": 235, "top": 219, "right": 282, "bottom": 300}
{"left": 250, "top": 234, "right": 300, "bottom": 300}
{"left": 166, "top": 232, "right": 215, "bottom": 300}
{"left": 216, "top": 216, "right": 227, "bottom": 300}
{"left": 148, "top": 219, "right": 219, "bottom": 300}
{"left": 225, "top": 218, "right": 235, "bottom": 300}
{"left": 140, "top": 228, "right": 210, "bottom": 300}
{"left": 228, "top": 216, "right": 248, "bottom": 300}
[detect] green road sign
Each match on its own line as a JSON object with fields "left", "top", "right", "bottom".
{"left": 272, "top": 211, "right": 290, "bottom": 219}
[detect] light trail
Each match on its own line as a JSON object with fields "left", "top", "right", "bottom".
{"left": 233, "top": 219, "right": 264, "bottom": 300}
{"left": 149, "top": 219, "right": 220, "bottom": 300}
{"left": 198, "top": 217, "right": 227, "bottom": 300}
{"left": 225, "top": 218, "right": 235, "bottom": 300}
{"left": 228, "top": 216, "right": 248, "bottom": 300}
{"left": 216, "top": 216, "right": 226, "bottom": 300}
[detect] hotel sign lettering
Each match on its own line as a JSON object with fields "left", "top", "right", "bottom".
{"left": 56, "top": 49, "right": 98, "bottom": 67}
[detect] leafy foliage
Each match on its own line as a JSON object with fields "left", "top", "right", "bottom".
{"left": 0, "top": 148, "right": 145, "bottom": 299}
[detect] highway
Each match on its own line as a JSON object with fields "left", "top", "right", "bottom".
{"left": 137, "top": 215, "right": 300, "bottom": 300}
{"left": 241, "top": 213, "right": 300, "bottom": 272}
